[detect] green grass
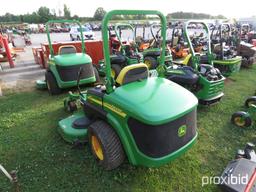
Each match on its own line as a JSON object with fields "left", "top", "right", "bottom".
{"left": 1, "top": 66, "right": 256, "bottom": 192}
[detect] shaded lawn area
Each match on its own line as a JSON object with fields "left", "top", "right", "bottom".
{"left": 0, "top": 66, "right": 256, "bottom": 191}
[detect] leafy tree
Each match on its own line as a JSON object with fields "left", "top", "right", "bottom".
{"left": 63, "top": 4, "right": 71, "bottom": 19}
{"left": 37, "top": 6, "right": 51, "bottom": 23}
{"left": 72, "top": 15, "right": 79, "bottom": 20}
{"left": 93, "top": 7, "right": 106, "bottom": 20}
{"left": 167, "top": 12, "right": 226, "bottom": 20}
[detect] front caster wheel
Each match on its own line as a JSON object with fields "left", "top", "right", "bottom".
{"left": 245, "top": 96, "right": 256, "bottom": 108}
{"left": 231, "top": 111, "right": 252, "bottom": 128}
{"left": 64, "top": 99, "right": 78, "bottom": 113}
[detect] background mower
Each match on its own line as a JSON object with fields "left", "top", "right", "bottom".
{"left": 166, "top": 20, "right": 225, "bottom": 105}
{"left": 235, "top": 24, "right": 256, "bottom": 68}
{"left": 142, "top": 23, "right": 172, "bottom": 69}
{"left": 169, "top": 24, "right": 189, "bottom": 60}
{"left": 240, "top": 24, "right": 256, "bottom": 45}
{"left": 210, "top": 23, "right": 242, "bottom": 77}
{"left": 36, "top": 20, "right": 99, "bottom": 95}
{"left": 134, "top": 23, "right": 173, "bottom": 69}
{"left": 98, "top": 23, "right": 143, "bottom": 78}
{"left": 231, "top": 96, "right": 256, "bottom": 128}
{"left": 220, "top": 143, "right": 256, "bottom": 192}
{"left": 58, "top": 10, "right": 198, "bottom": 170}
{"left": 134, "top": 24, "right": 150, "bottom": 51}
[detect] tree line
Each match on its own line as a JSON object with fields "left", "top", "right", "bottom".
{"left": 167, "top": 11, "right": 226, "bottom": 20}
{"left": 0, "top": 6, "right": 226, "bottom": 24}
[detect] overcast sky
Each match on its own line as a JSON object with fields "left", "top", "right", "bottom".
{"left": 0, "top": 0, "right": 255, "bottom": 19}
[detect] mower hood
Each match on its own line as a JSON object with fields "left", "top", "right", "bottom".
{"left": 54, "top": 53, "right": 92, "bottom": 66}
{"left": 104, "top": 77, "right": 198, "bottom": 125}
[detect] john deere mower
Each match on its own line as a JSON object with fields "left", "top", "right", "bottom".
{"left": 134, "top": 23, "right": 172, "bottom": 69}
{"left": 210, "top": 23, "right": 242, "bottom": 77}
{"left": 36, "top": 20, "right": 98, "bottom": 95}
{"left": 98, "top": 23, "right": 143, "bottom": 78}
{"left": 58, "top": 10, "right": 198, "bottom": 170}
{"left": 231, "top": 96, "right": 256, "bottom": 128}
{"left": 142, "top": 24, "right": 172, "bottom": 69}
{"left": 166, "top": 20, "right": 225, "bottom": 105}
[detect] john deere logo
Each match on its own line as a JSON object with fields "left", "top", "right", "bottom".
{"left": 178, "top": 125, "right": 187, "bottom": 137}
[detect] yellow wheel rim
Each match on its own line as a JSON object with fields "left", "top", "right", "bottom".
{"left": 111, "top": 69, "right": 116, "bottom": 79}
{"left": 91, "top": 135, "right": 104, "bottom": 160}
{"left": 144, "top": 60, "right": 152, "bottom": 69}
{"left": 234, "top": 117, "right": 245, "bottom": 127}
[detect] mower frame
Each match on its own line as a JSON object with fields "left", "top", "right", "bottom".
{"left": 210, "top": 23, "right": 242, "bottom": 77}
{"left": 36, "top": 20, "right": 97, "bottom": 94}
{"left": 59, "top": 10, "right": 198, "bottom": 169}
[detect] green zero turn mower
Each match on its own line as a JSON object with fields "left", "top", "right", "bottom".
{"left": 142, "top": 24, "right": 173, "bottom": 69}
{"left": 231, "top": 96, "right": 256, "bottom": 128}
{"left": 166, "top": 20, "right": 225, "bottom": 105}
{"left": 98, "top": 23, "right": 143, "bottom": 78}
{"left": 59, "top": 10, "right": 198, "bottom": 170}
{"left": 36, "top": 20, "right": 99, "bottom": 95}
{"left": 210, "top": 23, "right": 242, "bottom": 77}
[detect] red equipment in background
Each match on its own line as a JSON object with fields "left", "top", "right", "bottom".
{"left": 0, "top": 34, "right": 15, "bottom": 68}
{"left": 33, "top": 40, "right": 104, "bottom": 69}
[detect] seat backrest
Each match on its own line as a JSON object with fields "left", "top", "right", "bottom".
{"left": 58, "top": 45, "right": 77, "bottom": 55}
{"left": 116, "top": 63, "right": 148, "bottom": 85}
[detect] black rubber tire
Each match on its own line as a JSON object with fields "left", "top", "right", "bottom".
{"left": 45, "top": 71, "right": 61, "bottom": 95}
{"left": 64, "top": 99, "right": 77, "bottom": 113}
{"left": 111, "top": 64, "right": 122, "bottom": 79}
{"left": 88, "top": 120, "right": 125, "bottom": 170}
{"left": 245, "top": 96, "right": 256, "bottom": 108}
{"left": 93, "top": 66, "right": 100, "bottom": 83}
{"left": 249, "top": 57, "right": 254, "bottom": 65}
{"left": 231, "top": 111, "right": 252, "bottom": 128}
{"left": 144, "top": 56, "right": 158, "bottom": 69}
{"left": 241, "top": 58, "right": 249, "bottom": 68}
{"left": 70, "top": 34, "right": 74, "bottom": 41}
{"left": 77, "top": 35, "right": 81, "bottom": 41}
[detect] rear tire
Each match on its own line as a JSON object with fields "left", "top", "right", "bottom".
{"left": 144, "top": 56, "right": 157, "bottom": 69}
{"left": 245, "top": 96, "right": 256, "bottom": 108}
{"left": 231, "top": 111, "right": 252, "bottom": 128}
{"left": 70, "top": 34, "right": 74, "bottom": 41}
{"left": 88, "top": 120, "right": 125, "bottom": 170}
{"left": 45, "top": 71, "right": 61, "bottom": 95}
{"left": 77, "top": 35, "right": 81, "bottom": 41}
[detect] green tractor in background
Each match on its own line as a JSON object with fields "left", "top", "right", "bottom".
{"left": 98, "top": 23, "right": 143, "bottom": 78}
{"left": 166, "top": 20, "right": 225, "bottom": 105}
{"left": 36, "top": 20, "right": 99, "bottom": 95}
{"left": 59, "top": 10, "right": 198, "bottom": 170}
{"left": 140, "top": 23, "right": 173, "bottom": 69}
{"left": 210, "top": 23, "right": 242, "bottom": 77}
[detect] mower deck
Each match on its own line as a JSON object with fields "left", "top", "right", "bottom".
{"left": 36, "top": 80, "right": 47, "bottom": 89}
{"left": 58, "top": 112, "right": 90, "bottom": 143}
